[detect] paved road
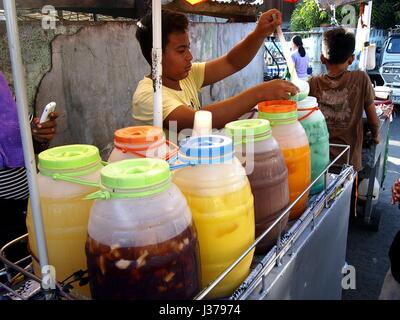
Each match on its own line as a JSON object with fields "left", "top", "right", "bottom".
{"left": 342, "top": 113, "right": 400, "bottom": 300}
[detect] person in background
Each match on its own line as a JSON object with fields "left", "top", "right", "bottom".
{"left": 379, "top": 179, "right": 400, "bottom": 300}
{"left": 0, "top": 71, "right": 58, "bottom": 264}
{"left": 308, "top": 28, "right": 380, "bottom": 217}
{"left": 133, "top": 9, "right": 299, "bottom": 133}
{"left": 291, "top": 35, "right": 310, "bottom": 81}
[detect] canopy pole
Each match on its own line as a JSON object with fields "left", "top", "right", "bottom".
{"left": 357, "top": 1, "right": 373, "bottom": 71}
{"left": 152, "top": 0, "right": 163, "bottom": 129}
{"left": 3, "top": 0, "right": 54, "bottom": 291}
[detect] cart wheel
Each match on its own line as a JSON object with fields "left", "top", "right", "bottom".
{"left": 368, "top": 206, "right": 382, "bottom": 232}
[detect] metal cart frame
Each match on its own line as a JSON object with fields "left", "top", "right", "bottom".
{"left": 194, "top": 144, "right": 354, "bottom": 300}
{"left": 1, "top": 144, "right": 354, "bottom": 300}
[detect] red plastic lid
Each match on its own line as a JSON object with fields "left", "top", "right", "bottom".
{"left": 114, "top": 126, "right": 164, "bottom": 146}
{"left": 258, "top": 100, "right": 297, "bottom": 113}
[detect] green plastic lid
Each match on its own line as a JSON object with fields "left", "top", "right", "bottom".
{"left": 225, "top": 119, "right": 272, "bottom": 144}
{"left": 100, "top": 158, "right": 171, "bottom": 192}
{"left": 39, "top": 145, "right": 101, "bottom": 171}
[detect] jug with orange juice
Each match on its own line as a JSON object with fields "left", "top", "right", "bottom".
{"left": 26, "top": 145, "right": 103, "bottom": 298}
{"left": 259, "top": 101, "right": 311, "bottom": 220}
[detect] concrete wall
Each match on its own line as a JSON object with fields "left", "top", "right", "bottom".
{"left": 0, "top": 22, "right": 89, "bottom": 112}
{"left": 0, "top": 21, "right": 263, "bottom": 158}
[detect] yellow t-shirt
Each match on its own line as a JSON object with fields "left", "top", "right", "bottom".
{"left": 132, "top": 62, "right": 206, "bottom": 126}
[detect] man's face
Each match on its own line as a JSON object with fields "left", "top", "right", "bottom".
{"left": 162, "top": 31, "right": 193, "bottom": 81}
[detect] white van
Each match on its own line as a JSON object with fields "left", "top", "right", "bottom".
{"left": 380, "top": 27, "right": 400, "bottom": 104}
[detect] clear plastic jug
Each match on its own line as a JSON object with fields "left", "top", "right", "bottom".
{"left": 259, "top": 100, "right": 311, "bottom": 220}
{"left": 297, "top": 97, "right": 330, "bottom": 195}
{"left": 85, "top": 158, "right": 200, "bottom": 300}
{"left": 108, "top": 126, "right": 178, "bottom": 163}
{"left": 26, "top": 145, "right": 103, "bottom": 297}
{"left": 172, "top": 135, "right": 255, "bottom": 299}
{"left": 225, "top": 119, "right": 289, "bottom": 253}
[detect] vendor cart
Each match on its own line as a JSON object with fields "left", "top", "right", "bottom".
{"left": 231, "top": 164, "right": 354, "bottom": 300}
{"left": 1, "top": 144, "right": 355, "bottom": 300}
{"left": 357, "top": 99, "right": 393, "bottom": 231}
{"left": 191, "top": 144, "right": 355, "bottom": 300}
{"left": 0, "top": 0, "right": 368, "bottom": 301}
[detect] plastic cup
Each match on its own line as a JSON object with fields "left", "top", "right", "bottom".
{"left": 193, "top": 111, "right": 212, "bottom": 136}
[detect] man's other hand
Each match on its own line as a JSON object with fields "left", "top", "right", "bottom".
{"left": 31, "top": 112, "right": 58, "bottom": 143}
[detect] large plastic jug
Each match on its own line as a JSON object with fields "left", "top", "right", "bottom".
{"left": 225, "top": 119, "right": 289, "bottom": 253}
{"left": 108, "top": 126, "right": 178, "bottom": 163}
{"left": 297, "top": 97, "right": 330, "bottom": 195}
{"left": 172, "top": 135, "right": 255, "bottom": 299}
{"left": 85, "top": 158, "right": 200, "bottom": 300}
{"left": 259, "top": 101, "right": 311, "bottom": 220}
{"left": 26, "top": 145, "right": 103, "bottom": 297}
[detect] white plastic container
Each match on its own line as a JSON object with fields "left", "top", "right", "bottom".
{"left": 172, "top": 135, "right": 255, "bottom": 299}
{"left": 86, "top": 158, "right": 200, "bottom": 300}
{"left": 297, "top": 97, "right": 330, "bottom": 195}
{"left": 193, "top": 111, "right": 212, "bottom": 136}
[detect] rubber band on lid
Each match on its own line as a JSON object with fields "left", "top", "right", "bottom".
{"left": 115, "top": 140, "right": 179, "bottom": 163}
{"left": 298, "top": 107, "right": 320, "bottom": 122}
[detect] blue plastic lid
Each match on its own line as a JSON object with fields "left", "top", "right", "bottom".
{"left": 178, "top": 135, "right": 234, "bottom": 165}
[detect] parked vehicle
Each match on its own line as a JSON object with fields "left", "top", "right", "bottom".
{"left": 263, "top": 37, "right": 287, "bottom": 81}
{"left": 379, "top": 26, "right": 400, "bottom": 105}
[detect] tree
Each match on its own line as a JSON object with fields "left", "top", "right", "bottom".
{"left": 291, "top": 0, "right": 400, "bottom": 31}
{"left": 372, "top": 0, "right": 400, "bottom": 29}
{"left": 290, "top": 0, "right": 331, "bottom": 31}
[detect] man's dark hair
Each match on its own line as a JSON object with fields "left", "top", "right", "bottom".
{"left": 323, "top": 28, "right": 355, "bottom": 64}
{"left": 136, "top": 9, "right": 189, "bottom": 65}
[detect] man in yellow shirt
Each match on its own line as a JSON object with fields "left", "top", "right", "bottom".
{"left": 133, "top": 9, "right": 298, "bottom": 132}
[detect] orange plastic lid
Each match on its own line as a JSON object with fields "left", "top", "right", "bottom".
{"left": 258, "top": 100, "right": 297, "bottom": 113}
{"left": 114, "top": 126, "right": 164, "bottom": 145}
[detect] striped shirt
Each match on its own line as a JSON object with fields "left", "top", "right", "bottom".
{"left": 0, "top": 167, "right": 29, "bottom": 200}
{"left": 0, "top": 114, "right": 33, "bottom": 200}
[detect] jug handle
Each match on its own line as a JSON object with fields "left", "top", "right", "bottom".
{"left": 169, "top": 162, "right": 198, "bottom": 171}
{"left": 50, "top": 173, "right": 100, "bottom": 188}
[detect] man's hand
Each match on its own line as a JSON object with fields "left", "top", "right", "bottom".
{"left": 256, "top": 79, "right": 299, "bottom": 101}
{"left": 391, "top": 178, "right": 400, "bottom": 205}
{"left": 31, "top": 112, "right": 58, "bottom": 143}
{"left": 253, "top": 9, "right": 282, "bottom": 39}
